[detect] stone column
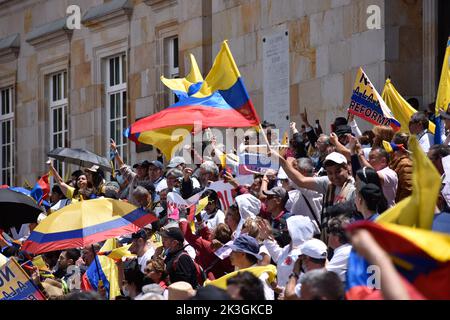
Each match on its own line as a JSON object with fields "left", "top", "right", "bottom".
{"left": 423, "top": 0, "right": 438, "bottom": 108}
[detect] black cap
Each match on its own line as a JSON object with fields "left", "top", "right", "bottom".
{"left": 333, "top": 117, "right": 348, "bottom": 127}
{"left": 133, "top": 160, "right": 150, "bottom": 169}
{"left": 335, "top": 125, "right": 352, "bottom": 137}
{"left": 159, "top": 227, "right": 184, "bottom": 242}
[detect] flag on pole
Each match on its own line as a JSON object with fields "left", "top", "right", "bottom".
{"left": 436, "top": 37, "right": 450, "bottom": 113}
{"left": 377, "top": 136, "right": 441, "bottom": 230}
{"left": 382, "top": 79, "right": 436, "bottom": 134}
{"left": 348, "top": 68, "right": 401, "bottom": 131}
{"left": 125, "top": 41, "right": 261, "bottom": 159}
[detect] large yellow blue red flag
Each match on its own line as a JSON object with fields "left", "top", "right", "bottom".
{"left": 377, "top": 136, "right": 441, "bottom": 230}
{"left": 348, "top": 68, "right": 401, "bottom": 132}
{"left": 382, "top": 79, "right": 436, "bottom": 134}
{"left": 436, "top": 37, "right": 450, "bottom": 113}
{"left": 346, "top": 221, "right": 450, "bottom": 300}
{"left": 125, "top": 40, "right": 261, "bottom": 159}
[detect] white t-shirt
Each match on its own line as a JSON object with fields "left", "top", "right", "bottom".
{"left": 417, "top": 130, "right": 435, "bottom": 153}
{"left": 199, "top": 209, "right": 225, "bottom": 231}
{"left": 378, "top": 167, "right": 398, "bottom": 208}
{"left": 326, "top": 243, "right": 352, "bottom": 283}
{"left": 313, "top": 176, "right": 356, "bottom": 204}
{"left": 138, "top": 246, "right": 156, "bottom": 273}
{"left": 288, "top": 188, "right": 323, "bottom": 234}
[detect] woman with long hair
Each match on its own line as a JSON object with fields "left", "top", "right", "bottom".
{"left": 48, "top": 161, "right": 95, "bottom": 201}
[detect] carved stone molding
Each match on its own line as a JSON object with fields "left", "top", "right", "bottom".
{"left": 82, "top": 0, "right": 133, "bottom": 32}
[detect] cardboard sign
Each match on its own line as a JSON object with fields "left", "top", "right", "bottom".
{"left": 0, "top": 258, "right": 46, "bottom": 300}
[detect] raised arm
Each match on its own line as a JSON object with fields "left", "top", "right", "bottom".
{"left": 330, "top": 132, "right": 351, "bottom": 161}
{"left": 47, "top": 160, "right": 70, "bottom": 196}
{"left": 110, "top": 139, "right": 125, "bottom": 168}
{"left": 273, "top": 148, "right": 318, "bottom": 191}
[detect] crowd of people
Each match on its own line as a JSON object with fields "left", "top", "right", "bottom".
{"left": 1, "top": 105, "right": 450, "bottom": 301}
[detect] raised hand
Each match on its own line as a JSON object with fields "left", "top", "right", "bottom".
{"left": 183, "top": 167, "right": 193, "bottom": 181}
{"left": 110, "top": 139, "right": 117, "bottom": 152}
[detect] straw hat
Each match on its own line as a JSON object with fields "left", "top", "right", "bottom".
{"left": 167, "top": 281, "right": 196, "bottom": 300}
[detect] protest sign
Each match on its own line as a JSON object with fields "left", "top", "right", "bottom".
{"left": 207, "top": 177, "right": 250, "bottom": 211}
{"left": 348, "top": 68, "right": 400, "bottom": 131}
{"left": 238, "top": 152, "right": 279, "bottom": 176}
{"left": 0, "top": 258, "right": 46, "bottom": 300}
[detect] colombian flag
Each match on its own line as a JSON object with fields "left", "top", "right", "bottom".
{"left": 125, "top": 41, "right": 260, "bottom": 159}
{"left": 30, "top": 173, "right": 50, "bottom": 206}
{"left": 81, "top": 239, "right": 122, "bottom": 300}
{"left": 346, "top": 221, "right": 450, "bottom": 300}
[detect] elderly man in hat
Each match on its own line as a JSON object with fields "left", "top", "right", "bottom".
{"left": 111, "top": 139, "right": 152, "bottom": 205}
{"left": 160, "top": 227, "right": 199, "bottom": 288}
{"left": 228, "top": 234, "right": 275, "bottom": 300}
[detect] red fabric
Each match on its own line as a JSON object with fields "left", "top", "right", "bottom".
{"left": 179, "top": 221, "right": 233, "bottom": 279}
{"left": 130, "top": 104, "right": 259, "bottom": 134}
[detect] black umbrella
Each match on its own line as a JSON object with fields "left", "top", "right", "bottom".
{"left": 0, "top": 189, "right": 43, "bottom": 229}
{"left": 48, "top": 147, "right": 112, "bottom": 172}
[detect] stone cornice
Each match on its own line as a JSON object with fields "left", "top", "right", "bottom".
{"left": 81, "top": 0, "right": 133, "bottom": 31}
{"left": 0, "top": 33, "right": 20, "bottom": 62}
{"left": 25, "top": 17, "right": 72, "bottom": 49}
{"left": 144, "top": 0, "right": 177, "bottom": 12}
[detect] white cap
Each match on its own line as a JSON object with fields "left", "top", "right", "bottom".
{"left": 167, "top": 156, "right": 186, "bottom": 168}
{"left": 323, "top": 152, "right": 347, "bottom": 166}
{"left": 300, "top": 239, "right": 328, "bottom": 260}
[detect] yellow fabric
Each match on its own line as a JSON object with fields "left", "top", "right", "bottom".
{"left": 376, "top": 136, "right": 441, "bottom": 229}
{"left": 161, "top": 54, "right": 203, "bottom": 94}
{"left": 99, "top": 239, "right": 121, "bottom": 299}
{"left": 65, "top": 185, "right": 75, "bottom": 200}
{"left": 31, "top": 198, "right": 140, "bottom": 233}
{"left": 194, "top": 41, "right": 241, "bottom": 98}
{"left": 103, "top": 244, "right": 135, "bottom": 260}
{"left": 0, "top": 253, "right": 7, "bottom": 267}
{"left": 436, "top": 37, "right": 450, "bottom": 113}
{"left": 382, "top": 140, "right": 394, "bottom": 153}
{"left": 196, "top": 196, "right": 209, "bottom": 216}
{"left": 282, "top": 132, "right": 289, "bottom": 146}
{"left": 137, "top": 125, "right": 192, "bottom": 160}
{"left": 204, "top": 264, "right": 277, "bottom": 290}
{"left": 378, "top": 222, "right": 450, "bottom": 262}
{"left": 382, "top": 79, "right": 436, "bottom": 134}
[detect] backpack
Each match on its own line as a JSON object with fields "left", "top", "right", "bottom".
{"left": 172, "top": 252, "right": 207, "bottom": 287}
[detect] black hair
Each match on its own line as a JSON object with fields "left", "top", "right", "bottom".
{"left": 71, "top": 170, "right": 83, "bottom": 179}
{"left": 51, "top": 185, "right": 66, "bottom": 198}
{"left": 138, "top": 181, "right": 156, "bottom": 196}
{"left": 226, "top": 271, "right": 265, "bottom": 300}
{"left": 65, "top": 249, "right": 81, "bottom": 263}
{"left": 201, "top": 189, "right": 221, "bottom": 209}
{"left": 355, "top": 167, "right": 388, "bottom": 213}
{"left": 244, "top": 253, "right": 258, "bottom": 266}
{"left": 407, "top": 98, "right": 420, "bottom": 109}
{"left": 359, "top": 183, "right": 383, "bottom": 212}
{"left": 124, "top": 259, "right": 145, "bottom": 293}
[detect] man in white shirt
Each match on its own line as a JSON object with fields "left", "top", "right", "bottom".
{"left": 409, "top": 112, "right": 435, "bottom": 153}
{"left": 326, "top": 215, "right": 352, "bottom": 283}
{"left": 197, "top": 190, "right": 225, "bottom": 231}
{"left": 129, "top": 229, "right": 155, "bottom": 274}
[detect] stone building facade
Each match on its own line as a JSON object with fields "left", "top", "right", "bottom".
{"left": 0, "top": 0, "right": 448, "bottom": 185}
